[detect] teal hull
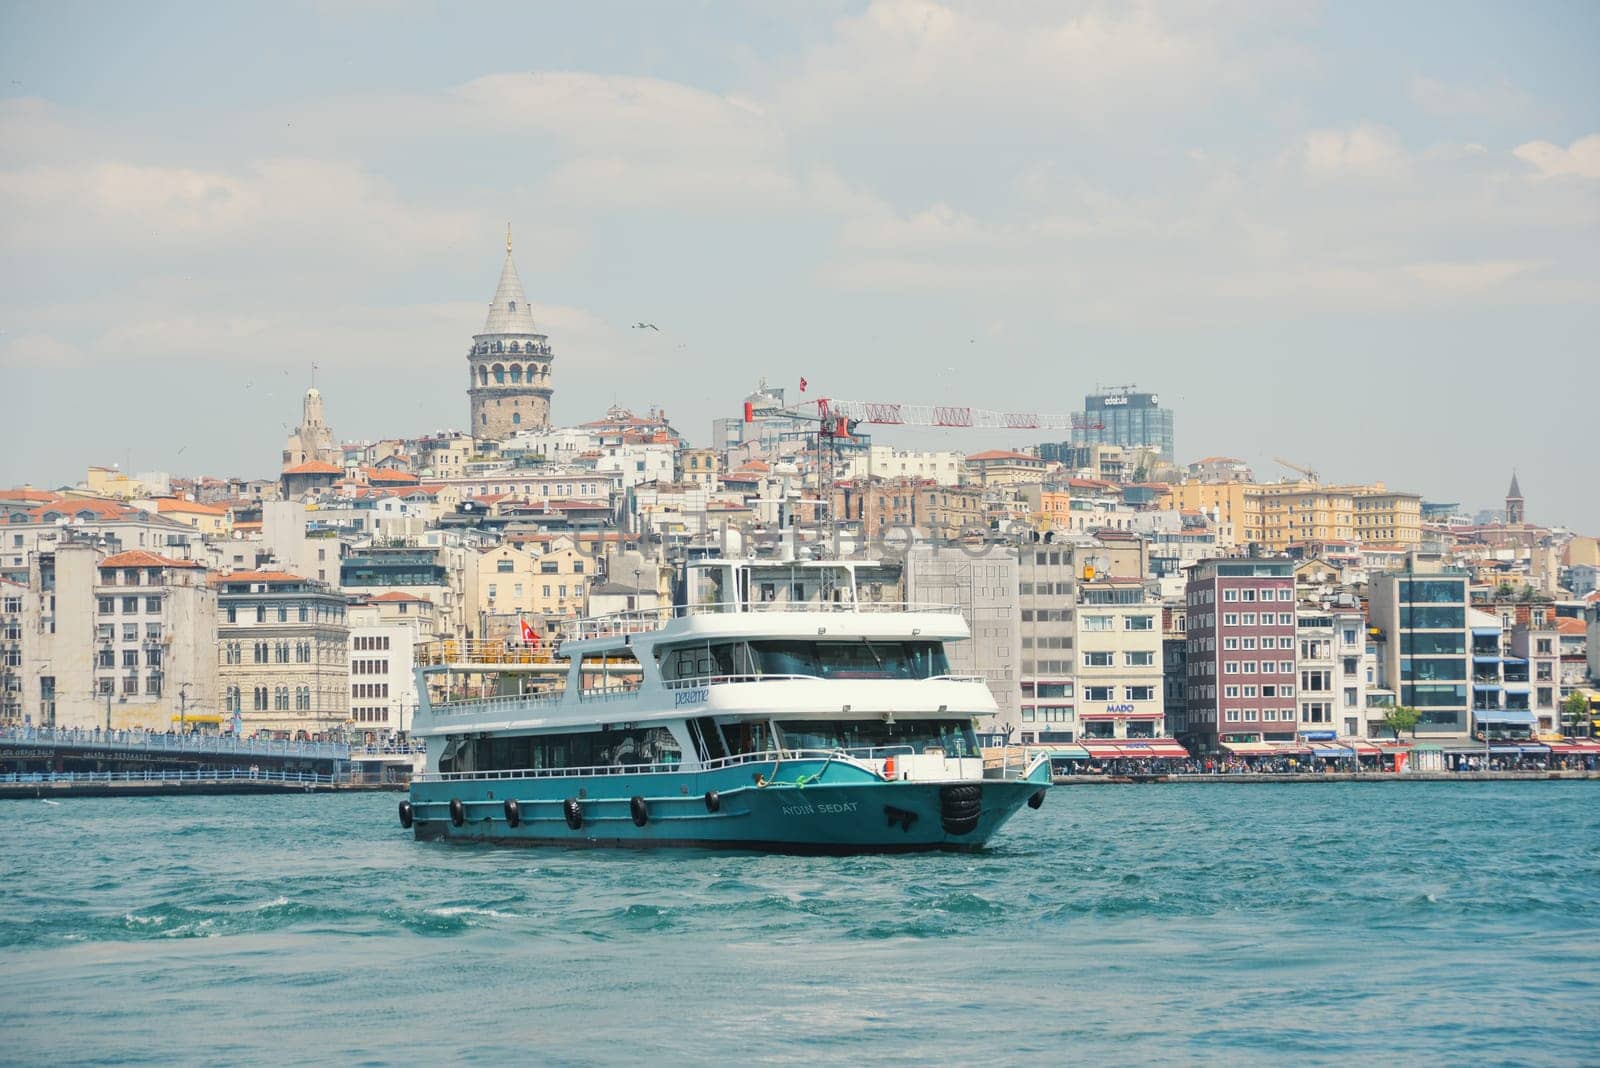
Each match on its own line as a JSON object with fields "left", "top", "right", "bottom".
{"left": 407, "top": 759, "right": 1050, "bottom": 853}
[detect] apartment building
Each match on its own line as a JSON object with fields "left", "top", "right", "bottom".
{"left": 832, "top": 478, "right": 985, "bottom": 543}
{"left": 1185, "top": 559, "right": 1299, "bottom": 750}
{"left": 1369, "top": 570, "right": 1472, "bottom": 740}
{"left": 346, "top": 597, "right": 427, "bottom": 736}
{"left": 216, "top": 570, "right": 350, "bottom": 735}
{"left": 1018, "top": 542, "right": 1079, "bottom": 744}
{"left": 1073, "top": 579, "right": 1165, "bottom": 740}
{"left": 904, "top": 544, "right": 1022, "bottom": 738}
{"left": 1509, "top": 622, "right": 1561, "bottom": 733}
{"left": 20, "top": 541, "right": 218, "bottom": 730}
{"left": 340, "top": 535, "right": 480, "bottom": 640}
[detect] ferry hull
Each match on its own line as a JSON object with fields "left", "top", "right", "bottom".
{"left": 407, "top": 764, "right": 1049, "bottom": 854}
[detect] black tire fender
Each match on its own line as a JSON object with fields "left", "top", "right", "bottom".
{"left": 629, "top": 795, "right": 649, "bottom": 827}
{"left": 504, "top": 798, "right": 521, "bottom": 828}
{"left": 448, "top": 798, "right": 465, "bottom": 827}
{"left": 703, "top": 790, "right": 721, "bottom": 813}
{"left": 1028, "top": 789, "right": 1046, "bottom": 810}
{"left": 563, "top": 797, "right": 583, "bottom": 830}
{"left": 398, "top": 800, "right": 413, "bottom": 829}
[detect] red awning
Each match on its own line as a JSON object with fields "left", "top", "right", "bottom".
{"left": 1082, "top": 739, "right": 1190, "bottom": 760}
{"left": 1548, "top": 740, "right": 1600, "bottom": 754}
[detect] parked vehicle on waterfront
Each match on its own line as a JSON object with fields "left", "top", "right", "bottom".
{"left": 402, "top": 558, "right": 1051, "bottom": 852}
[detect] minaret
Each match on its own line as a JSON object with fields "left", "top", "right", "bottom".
{"left": 467, "top": 225, "right": 555, "bottom": 442}
{"left": 1505, "top": 472, "right": 1524, "bottom": 526}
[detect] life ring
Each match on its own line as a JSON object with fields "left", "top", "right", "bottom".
{"left": 1028, "top": 789, "right": 1046, "bottom": 810}
{"left": 629, "top": 795, "right": 649, "bottom": 827}
{"left": 703, "top": 790, "right": 721, "bottom": 813}
{"left": 449, "top": 798, "right": 465, "bottom": 827}
{"left": 563, "top": 797, "right": 583, "bottom": 830}
{"left": 503, "top": 798, "right": 521, "bottom": 828}
{"left": 398, "top": 800, "right": 413, "bottom": 828}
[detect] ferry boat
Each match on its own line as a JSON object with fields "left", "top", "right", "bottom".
{"left": 399, "top": 558, "right": 1051, "bottom": 853}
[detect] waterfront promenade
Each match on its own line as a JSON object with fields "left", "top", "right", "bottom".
{"left": 0, "top": 767, "right": 362, "bottom": 798}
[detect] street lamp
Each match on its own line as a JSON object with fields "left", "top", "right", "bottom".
{"left": 179, "top": 683, "right": 192, "bottom": 735}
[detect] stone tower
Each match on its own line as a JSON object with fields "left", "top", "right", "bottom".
{"left": 283, "top": 386, "right": 337, "bottom": 468}
{"left": 1505, "top": 472, "right": 1524, "bottom": 526}
{"left": 468, "top": 226, "right": 554, "bottom": 442}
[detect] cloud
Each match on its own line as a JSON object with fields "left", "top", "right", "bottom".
{"left": 1513, "top": 134, "right": 1600, "bottom": 179}
{"left": 1300, "top": 123, "right": 1408, "bottom": 179}
{"left": 1410, "top": 76, "right": 1532, "bottom": 121}
{"left": 0, "top": 156, "right": 477, "bottom": 264}
{"left": 1403, "top": 260, "right": 1539, "bottom": 292}
{"left": 776, "top": 0, "right": 1253, "bottom": 133}
{"left": 0, "top": 333, "right": 85, "bottom": 369}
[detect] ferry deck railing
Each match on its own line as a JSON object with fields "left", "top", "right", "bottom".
{"left": 560, "top": 601, "right": 963, "bottom": 642}
{"left": 417, "top": 603, "right": 966, "bottom": 673}
{"left": 416, "top": 639, "right": 561, "bottom": 668}
{"left": 417, "top": 745, "right": 988, "bottom": 783}
{"left": 423, "top": 672, "right": 991, "bottom": 718}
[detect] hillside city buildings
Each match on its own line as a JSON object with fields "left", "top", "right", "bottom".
{"left": 4, "top": 235, "right": 1597, "bottom": 762}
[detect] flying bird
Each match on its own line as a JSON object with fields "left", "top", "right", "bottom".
{"left": 632, "top": 322, "right": 660, "bottom": 331}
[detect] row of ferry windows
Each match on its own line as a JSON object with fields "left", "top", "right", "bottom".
{"left": 439, "top": 718, "right": 980, "bottom": 773}
{"left": 659, "top": 640, "right": 951, "bottom": 682}
{"left": 440, "top": 726, "right": 683, "bottom": 774}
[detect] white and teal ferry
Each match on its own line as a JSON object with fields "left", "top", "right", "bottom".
{"left": 400, "top": 558, "right": 1050, "bottom": 853}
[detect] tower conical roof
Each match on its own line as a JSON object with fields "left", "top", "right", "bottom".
{"left": 480, "top": 230, "right": 540, "bottom": 335}
{"left": 1507, "top": 471, "right": 1523, "bottom": 500}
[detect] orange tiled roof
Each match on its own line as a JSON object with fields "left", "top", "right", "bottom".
{"left": 27, "top": 499, "right": 137, "bottom": 521}
{"left": 282, "top": 460, "right": 343, "bottom": 475}
{"left": 211, "top": 569, "right": 309, "bottom": 585}
{"left": 364, "top": 591, "right": 432, "bottom": 603}
{"left": 1555, "top": 617, "right": 1586, "bottom": 636}
{"left": 364, "top": 467, "right": 419, "bottom": 484}
{"left": 100, "top": 550, "right": 204, "bottom": 570}
{"left": 153, "top": 497, "right": 229, "bottom": 516}
{"left": 0, "top": 488, "right": 58, "bottom": 503}
{"left": 966, "top": 450, "right": 1039, "bottom": 462}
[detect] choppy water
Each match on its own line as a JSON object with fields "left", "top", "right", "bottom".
{"left": 2, "top": 783, "right": 1597, "bottom": 1066}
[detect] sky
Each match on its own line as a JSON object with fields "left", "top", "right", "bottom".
{"left": 2, "top": 0, "right": 1597, "bottom": 528}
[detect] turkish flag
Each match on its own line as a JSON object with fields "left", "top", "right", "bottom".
{"left": 799, "top": 377, "right": 808, "bottom": 392}
{"left": 520, "top": 617, "right": 540, "bottom": 646}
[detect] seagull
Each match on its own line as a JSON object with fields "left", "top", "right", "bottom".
{"left": 632, "top": 322, "right": 660, "bottom": 331}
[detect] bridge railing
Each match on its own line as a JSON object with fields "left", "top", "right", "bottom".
{"left": 0, "top": 726, "right": 351, "bottom": 760}
{"left": 1, "top": 768, "right": 341, "bottom": 786}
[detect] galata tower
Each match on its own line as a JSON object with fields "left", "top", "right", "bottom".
{"left": 468, "top": 226, "right": 554, "bottom": 441}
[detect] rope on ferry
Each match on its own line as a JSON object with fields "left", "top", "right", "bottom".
{"left": 755, "top": 753, "right": 831, "bottom": 789}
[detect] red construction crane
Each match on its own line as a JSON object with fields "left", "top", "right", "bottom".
{"left": 746, "top": 396, "right": 1098, "bottom": 432}
{"left": 741, "top": 393, "right": 1102, "bottom": 540}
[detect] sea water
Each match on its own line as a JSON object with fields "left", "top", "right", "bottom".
{"left": 1, "top": 782, "right": 1596, "bottom": 1066}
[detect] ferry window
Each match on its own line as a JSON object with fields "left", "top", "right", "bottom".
{"left": 441, "top": 727, "right": 682, "bottom": 773}
{"left": 775, "top": 719, "right": 978, "bottom": 758}
{"left": 749, "top": 640, "right": 950, "bottom": 680}
{"left": 721, "top": 719, "right": 770, "bottom": 756}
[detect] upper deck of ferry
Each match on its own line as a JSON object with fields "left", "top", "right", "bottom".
{"left": 417, "top": 557, "right": 971, "bottom": 671}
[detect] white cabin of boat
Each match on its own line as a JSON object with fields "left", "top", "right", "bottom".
{"left": 411, "top": 558, "right": 998, "bottom": 782}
